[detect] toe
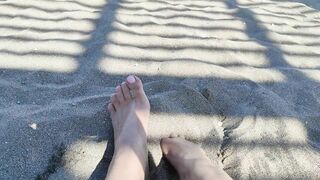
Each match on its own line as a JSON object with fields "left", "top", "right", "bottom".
{"left": 160, "top": 137, "right": 173, "bottom": 155}
{"left": 107, "top": 103, "right": 115, "bottom": 114}
{"left": 111, "top": 94, "right": 120, "bottom": 110}
{"left": 126, "top": 75, "right": 144, "bottom": 93}
{"left": 169, "top": 133, "right": 179, "bottom": 138}
{"left": 160, "top": 137, "right": 186, "bottom": 156}
{"left": 116, "top": 86, "right": 125, "bottom": 103}
{"left": 121, "top": 82, "right": 131, "bottom": 101}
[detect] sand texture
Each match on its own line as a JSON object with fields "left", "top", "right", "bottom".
{"left": 0, "top": 0, "right": 319, "bottom": 179}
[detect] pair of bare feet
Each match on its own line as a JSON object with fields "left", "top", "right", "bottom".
{"left": 106, "top": 75, "right": 232, "bottom": 180}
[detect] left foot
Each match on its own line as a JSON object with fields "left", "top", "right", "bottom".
{"left": 160, "top": 137, "right": 232, "bottom": 180}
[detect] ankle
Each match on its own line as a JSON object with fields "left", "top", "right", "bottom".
{"left": 114, "top": 130, "right": 147, "bottom": 152}
{"left": 108, "top": 145, "right": 147, "bottom": 180}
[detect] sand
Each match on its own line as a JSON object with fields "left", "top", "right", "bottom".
{"left": 0, "top": 0, "right": 319, "bottom": 179}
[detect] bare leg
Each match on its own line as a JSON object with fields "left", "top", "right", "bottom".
{"left": 160, "top": 137, "right": 232, "bottom": 180}
{"left": 106, "top": 75, "right": 150, "bottom": 180}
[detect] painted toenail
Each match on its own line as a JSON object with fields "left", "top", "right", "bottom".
{"left": 127, "top": 75, "right": 136, "bottom": 84}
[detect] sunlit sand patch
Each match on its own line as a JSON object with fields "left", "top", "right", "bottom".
{"left": 0, "top": 32, "right": 91, "bottom": 42}
{"left": 120, "top": 0, "right": 228, "bottom": 10}
{"left": 230, "top": 116, "right": 309, "bottom": 144}
{"left": 280, "top": 44, "right": 320, "bottom": 55}
{"left": 0, "top": 40, "right": 85, "bottom": 56}
{"left": 113, "top": 21, "right": 250, "bottom": 40}
{"left": 0, "top": 27, "right": 90, "bottom": 39}
{"left": 222, "top": 115, "right": 316, "bottom": 179}
{"left": 99, "top": 57, "right": 266, "bottom": 79}
{"left": 116, "top": 6, "right": 237, "bottom": 20}
{"left": 266, "top": 31, "right": 319, "bottom": 45}
{"left": 116, "top": 9, "right": 235, "bottom": 21}
{"left": 252, "top": 13, "right": 316, "bottom": 26}
{"left": 0, "top": 16, "right": 95, "bottom": 32}
{"left": 0, "top": 54, "right": 78, "bottom": 73}
{"left": 227, "top": 66, "right": 286, "bottom": 83}
{"left": 149, "top": 114, "right": 308, "bottom": 147}
{"left": 301, "top": 69, "right": 320, "bottom": 82}
{"left": 115, "top": 13, "right": 246, "bottom": 30}
{"left": 0, "top": 8, "right": 100, "bottom": 21}
{"left": 0, "top": 0, "right": 101, "bottom": 12}
{"left": 63, "top": 137, "right": 107, "bottom": 179}
{"left": 139, "top": 113, "right": 224, "bottom": 165}
{"left": 148, "top": 113, "right": 223, "bottom": 139}
{"left": 103, "top": 44, "right": 268, "bottom": 67}
{"left": 284, "top": 54, "right": 320, "bottom": 69}
{"left": 108, "top": 31, "right": 266, "bottom": 51}
{"left": 72, "top": 0, "right": 108, "bottom": 7}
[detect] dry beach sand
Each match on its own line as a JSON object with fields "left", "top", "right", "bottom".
{"left": 0, "top": 0, "right": 320, "bottom": 179}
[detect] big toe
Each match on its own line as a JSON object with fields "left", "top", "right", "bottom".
{"left": 160, "top": 137, "right": 172, "bottom": 156}
{"left": 160, "top": 137, "right": 191, "bottom": 174}
{"left": 160, "top": 137, "right": 208, "bottom": 165}
{"left": 125, "top": 75, "right": 144, "bottom": 96}
{"left": 160, "top": 137, "right": 184, "bottom": 160}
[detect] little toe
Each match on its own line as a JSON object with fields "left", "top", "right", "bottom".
{"left": 160, "top": 137, "right": 187, "bottom": 156}
{"left": 107, "top": 103, "right": 115, "bottom": 114}
{"left": 160, "top": 137, "right": 174, "bottom": 155}
{"left": 116, "top": 86, "right": 125, "bottom": 103}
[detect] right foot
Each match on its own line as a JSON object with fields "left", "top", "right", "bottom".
{"left": 107, "top": 75, "right": 150, "bottom": 150}
{"left": 160, "top": 137, "right": 232, "bottom": 180}
{"left": 106, "top": 75, "right": 150, "bottom": 180}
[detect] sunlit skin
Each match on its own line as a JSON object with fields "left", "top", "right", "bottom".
{"left": 106, "top": 75, "right": 232, "bottom": 180}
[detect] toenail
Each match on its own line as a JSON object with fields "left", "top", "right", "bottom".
{"left": 127, "top": 75, "right": 136, "bottom": 84}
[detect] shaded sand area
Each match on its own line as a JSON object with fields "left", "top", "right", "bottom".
{"left": 0, "top": 0, "right": 320, "bottom": 179}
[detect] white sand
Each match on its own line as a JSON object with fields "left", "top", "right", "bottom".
{"left": 0, "top": 0, "right": 319, "bottom": 179}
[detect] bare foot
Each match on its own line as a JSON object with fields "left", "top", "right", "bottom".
{"left": 160, "top": 137, "right": 232, "bottom": 180}
{"left": 106, "top": 75, "right": 150, "bottom": 180}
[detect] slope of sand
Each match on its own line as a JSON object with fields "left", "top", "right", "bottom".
{"left": 0, "top": 0, "right": 319, "bottom": 179}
